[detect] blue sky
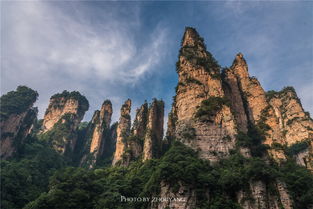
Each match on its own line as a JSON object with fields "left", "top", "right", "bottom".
{"left": 1, "top": 1, "right": 312, "bottom": 124}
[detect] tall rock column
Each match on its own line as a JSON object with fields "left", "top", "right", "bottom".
{"left": 89, "top": 100, "right": 112, "bottom": 157}
{"left": 132, "top": 102, "right": 148, "bottom": 139}
{"left": 129, "top": 102, "right": 149, "bottom": 159}
{"left": 81, "top": 100, "right": 112, "bottom": 168}
{"left": 112, "top": 99, "right": 132, "bottom": 166}
{"left": 143, "top": 99, "right": 164, "bottom": 161}
{"left": 41, "top": 91, "right": 89, "bottom": 155}
{"left": 171, "top": 27, "right": 237, "bottom": 162}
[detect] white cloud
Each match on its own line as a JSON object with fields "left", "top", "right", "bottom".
{"left": 1, "top": 1, "right": 169, "bottom": 120}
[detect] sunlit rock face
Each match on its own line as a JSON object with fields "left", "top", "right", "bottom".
{"left": 41, "top": 91, "right": 89, "bottom": 155}
{"left": 81, "top": 100, "right": 113, "bottom": 168}
{"left": 112, "top": 99, "right": 132, "bottom": 166}
{"left": 170, "top": 27, "right": 237, "bottom": 162}
{"left": 268, "top": 88, "right": 313, "bottom": 170}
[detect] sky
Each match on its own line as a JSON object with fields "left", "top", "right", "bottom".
{"left": 1, "top": 1, "right": 313, "bottom": 125}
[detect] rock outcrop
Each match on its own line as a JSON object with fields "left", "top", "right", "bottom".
{"left": 143, "top": 99, "right": 164, "bottom": 161}
{"left": 112, "top": 99, "right": 132, "bottom": 166}
{"left": 80, "top": 100, "right": 112, "bottom": 168}
{"left": 41, "top": 91, "right": 89, "bottom": 155}
{"left": 170, "top": 27, "right": 237, "bottom": 162}
{"left": 42, "top": 91, "right": 89, "bottom": 132}
{"left": 0, "top": 86, "right": 38, "bottom": 159}
{"left": 267, "top": 87, "right": 313, "bottom": 170}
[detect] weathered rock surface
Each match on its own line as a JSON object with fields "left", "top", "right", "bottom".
{"left": 41, "top": 91, "right": 89, "bottom": 155}
{"left": 230, "top": 53, "right": 283, "bottom": 146}
{"left": 1, "top": 108, "right": 37, "bottom": 159}
{"left": 268, "top": 87, "right": 313, "bottom": 169}
{"left": 171, "top": 27, "right": 237, "bottom": 162}
{"left": 143, "top": 99, "right": 164, "bottom": 161}
{"left": 112, "top": 99, "right": 164, "bottom": 165}
{"left": 0, "top": 86, "right": 38, "bottom": 159}
{"left": 222, "top": 67, "right": 249, "bottom": 133}
{"left": 112, "top": 99, "right": 132, "bottom": 166}
{"left": 81, "top": 100, "right": 112, "bottom": 168}
{"left": 42, "top": 91, "right": 88, "bottom": 132}
{"left": 132, "top": 102, "right": 148, "bottom": 138}
{"left": 237, "top": 180, "right": 293, "bottom": 209}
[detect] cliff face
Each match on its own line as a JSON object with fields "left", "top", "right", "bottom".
{"left": 143, "top": 99, "right": 164, "bottom": 161}
{"left": 112, "top": 99, "right": 132, "bottom": 166}
{"left": 268, "top": 88, "right": 313, "bottom": 170}
{"left": 163, "top": 27, "right": 312, "bottom": 209}
{"left": 42, "top": 91, "right": 88, "bottom": 132}
{"left": 171, "top": 27, "right": 237, "bottom": 162}
{"left": 81, "top": 100, "right": 112, "bottom": 168}
{"left": 237, "top": 180, "right": 293, "bottom": 209}
{"left": 41, "top": 91, "right": 89, "bottom": 155}
{"left": 0, "top": 86, "right": 38, "bottom": 159}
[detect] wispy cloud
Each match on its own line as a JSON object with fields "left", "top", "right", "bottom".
{"left": 1, "top": 1, "right": 169, "bottom": 121}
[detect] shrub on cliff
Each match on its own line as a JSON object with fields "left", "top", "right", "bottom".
{"left": 0, "top": 86, "right": 38, "bottom": 120}
{"left": 50, "top": 90, "right": 89, "bottom": 113}
{"left": 195, "top": 97, "right": 230, "bottom": 122}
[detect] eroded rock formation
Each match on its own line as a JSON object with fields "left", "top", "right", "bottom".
{"left": 41, "top": 91, "right": 89, "bottom": 155}
{"left": 0, "top": 86, "right": 38, "bottom": 159}
{"left": 80, "top": 100, "right": 112, "bottom": 168}
{"left": 112, "top": 99, "right": 132, "bottom": 166}
{"left": 268, "top": 87, "right": 313, "bottom": 170}
{"left": 143, "top": 99, "right": 164, "bottom": 161}
{"left": 112, "top": 99, "right": 164, "bottom": 165}
{"left": 170, "top": 27, "right": 238, "bottom": 162}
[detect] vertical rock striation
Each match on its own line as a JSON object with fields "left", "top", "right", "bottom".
{"left": 81, "top": 100, "right": 112, "bottom": 168}
{"left": 42, "top": 91, "right": 88, "bottom": 133}
{"left": 112, "top": 99, "right": 164, "bottom": 165}
{"left": 143, "top": 99, "right": 164, "bottom": 161}
{"left": 171, "top": 27, "right": 237, "bottom": 162}
{"left": 267, "top": 87, "right": 313, "bottom": 170}
{"left": 41, "top": 91, "right": 89, "bottom": 155}
{"left": 112, "top": 99, "right": 132, "bottom": 166}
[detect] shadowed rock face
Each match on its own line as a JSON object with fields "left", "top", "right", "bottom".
{"left": 112, "top": 99, "right": 132, "bottom": 166}
{"left": 0, "top": 86, "right": 38, "bottom": 159}
{"left": 1, "top": 108, "right": 37, "bottom": 159}
{"left": 143, "top": 99, "right": 164, "bottom": 161}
